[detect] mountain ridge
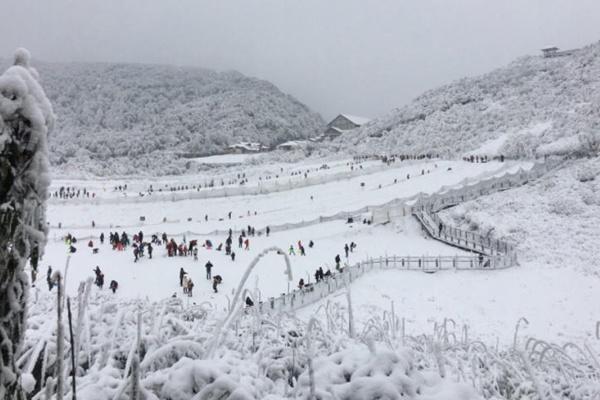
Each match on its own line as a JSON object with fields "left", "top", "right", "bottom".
{"left": 328, "top": 41, "right": 600, "bottom": 159}
{"left": 0, "top": 59, "right": 325, "bottom": 176}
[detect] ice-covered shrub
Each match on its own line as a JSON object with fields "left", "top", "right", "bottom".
{"left": 295, "top": 345, "right": 480, "bottom": 400}
{"left": 0, "top": 48, "right": 54, "bottom": 399}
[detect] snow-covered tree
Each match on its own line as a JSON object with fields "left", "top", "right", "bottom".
{"left": 0, "top": 48, "right": 54, "bottom": 399}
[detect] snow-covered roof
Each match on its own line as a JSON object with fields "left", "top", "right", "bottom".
{"left": 326, "top": 126, "right": 344, "bottom": 134}
{"left": 340, "top": 114, "right": 370, "bottom": 126}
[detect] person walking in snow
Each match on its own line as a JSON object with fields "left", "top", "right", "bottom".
{"left": 100, "top": 232, "right": 104, "bottom": 244}
{"left": 187, "top": 278, "right": 194, "bottom": 297}
{"left": 438, "top": 222, "right": 443, "bottom": 236}
{"left": 109, "top": 280, "right": 118, "bottom": 294}
{"left": 179, "top": 268, "right": 186, "bottom": 287}
{"left": 244, "top": 238, "right": 249, "bottom": 250}
{"left": 205, "top": 261, "right": 213, "bottom": 280}
{"left": 238, "top": 235, "right": 243, "bottom": 248}
{"left": 182, "top": 274, "right": 190, "bottom": 294}
{"left": 47, "top": 266, "right": 54, "bottom": 291}
{"left": 344, "top": 243, "right": 349, "bottom": 258}
{"left": 231, "top": 251, "right": 236, "bottom": 261}
{"left": 147, "top": 243, "right": 153, "bottom": 259}
{"left": 193, "top": 247, "right": 198, "bottom": 261}
{"left": 212, "top": 275, "right": 222, "bottom": 293}
{"left": 266, "top": 226, "right": 270, "bottom": 237}
{"left": 335, "top": 254, "right": 341, "bottom": 270}
{"left": 97, "top": 273, "right": 104, "bottom": 289}
{"left": 289, "top": 245, "right": 296, "bottom": 256}
{"left": 133, "top": 246, "right": 139, "bottom": 262}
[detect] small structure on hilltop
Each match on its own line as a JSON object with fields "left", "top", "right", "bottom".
{"left": 227, "top": 142, "right": 268, "bottom": 154}
{"left": 541, "top": 46, "right": 559, "bottom": 58}
{"left": 540, "top": 45, "right": 574, "bottom": 58}
{"left": 324, "top": 114, "right": 370, "bottom": 140}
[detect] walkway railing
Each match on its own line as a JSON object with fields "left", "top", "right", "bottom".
{"left": 259, "top": 254, "right": 509, "bottom": 313}
{"left": 413, "top": 208, "right": 516, "bottom": 257}
{"left": 407, "top": 160, "right": 560, "bottom": 260}
{"left": 258, "top": 160, "right": 561, "bottom": 313}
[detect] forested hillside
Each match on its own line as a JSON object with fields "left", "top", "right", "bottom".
{"left": 331, "top": 41, "right": 600, "bottom": 159}
{"left": 0, "top": 60, "right": 325, "bottom": 176}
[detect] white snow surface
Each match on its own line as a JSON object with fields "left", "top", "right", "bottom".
{"left": 22, "top": 156, "right": 600, "bottom": 399}
{"left": 37, "top": 158, "right": 597, "bottom": 345}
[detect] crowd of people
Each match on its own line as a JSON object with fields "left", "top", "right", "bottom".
{"left": 51, "top": 186, "right": 96, "bottom": 199}
{"left": 41, "top": 224, "right": 363, "bottom": 306}
{"left": 462, "top": 154, "right": 499, "bottom": 163}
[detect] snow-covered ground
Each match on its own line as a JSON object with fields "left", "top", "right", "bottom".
{"left": 190, "top": 153, "right": 263, "bottom": 165}
{"left": 48, "top": 157, "right": 388, "bottom": 201}
{"left": 440, "top": 157, "right": 600, "bottom": 276}
{"left": 47, "top": 160, "right": 510, "bottom": 230}
{"left": 299, "top": 264, "right": 599, "bottom": 345}
{"left": 24, "top": 156, "right": 600, "bottom": 399}
{"left": 36, "top": 157, "right": 599, "bottom": 345}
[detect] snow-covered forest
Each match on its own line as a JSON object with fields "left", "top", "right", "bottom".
{"left": 0, "top": 59, "right": 325, "bottom": 176}
{"left": 329, "top": 41, "right": 600, "bottom": 160}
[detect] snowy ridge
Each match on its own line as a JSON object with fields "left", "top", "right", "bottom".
{"left": 329, "top": 40, "right": 600, "bottom": 160}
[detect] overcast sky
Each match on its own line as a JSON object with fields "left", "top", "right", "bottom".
{"left": 2, "top": 0, "right": 600, "bottom": 120}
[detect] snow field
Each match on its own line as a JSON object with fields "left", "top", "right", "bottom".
{"left": 48, "top": 157, "right": 387, "bottom": 201}
{"left": 46, "top": 160, "right": 510, "bottom": 230}
{"left": 38, "top": 158, "right": 599, "bottom": 345}
{"left": 23, "top": 156, "right": 600, "bottom": 399}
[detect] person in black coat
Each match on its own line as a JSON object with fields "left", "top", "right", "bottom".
{"left": 109, "top": 280, "right": 118, "bottom": 293}
{"left": 205, "top": 261, "right": 213, "bottom": 280}
{"left": 212, "top": 275, "right": 222, "bottom": 293}
{"left": 47, "top": 266, "right": 54, "bottom": 291}
{"left": 179, "top": 268, "right": 186, "bottom": 287}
